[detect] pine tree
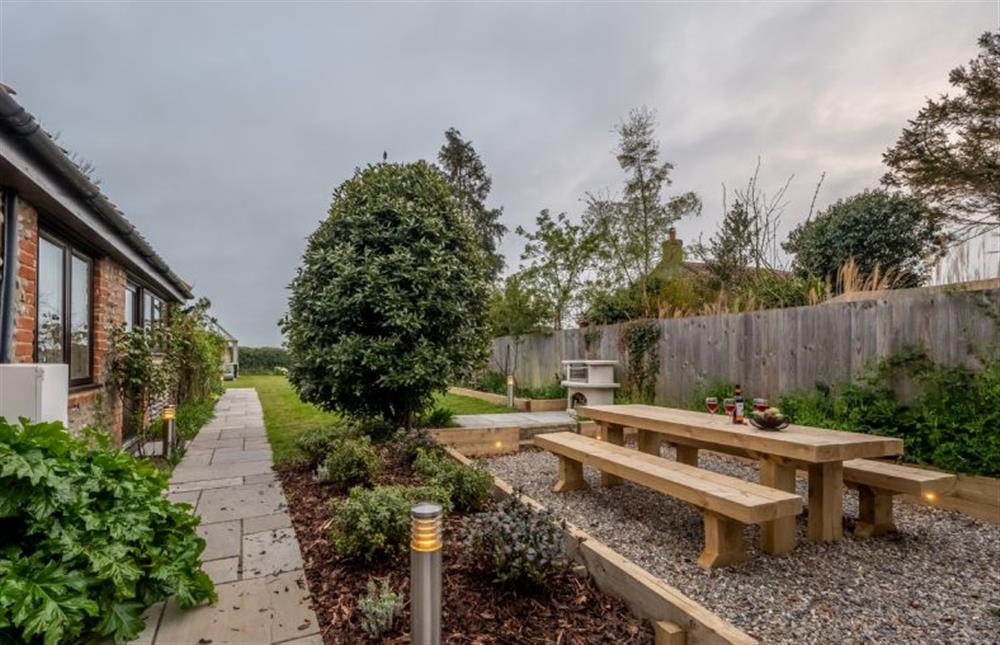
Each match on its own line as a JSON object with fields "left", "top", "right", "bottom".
{"left": 437, "top": 128, "right": 508, "bottom": 279}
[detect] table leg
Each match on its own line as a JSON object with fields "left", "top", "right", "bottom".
{"left": 675, "top": 444, "right": 699, "bottom": 467}
{"left": 636, "top": 429, "right": 661, "bottom": 456}
{"left": 601, "top": 423, "right": 624, "bottom": 487}
{"left": 807, "top": 461, "right": 844, "bottom": 541}
{"left": 759, "top": 458, "right": 797, "bottom": 554}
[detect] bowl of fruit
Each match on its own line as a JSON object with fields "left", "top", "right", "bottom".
{"left": 748, "top": 407, "right": 789, "bottom": 431}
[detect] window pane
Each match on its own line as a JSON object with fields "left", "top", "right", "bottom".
{"left": 70, "top": 254, "right": 91, "bottom": 380}
{"left": 124, "top": 285, "right": 136, "bottom": 331}
{"left": 37, "top": 238, "right": 64, "bottom": 364}
{"left": 144, "top": 292, "right": 153, "bottom": 326}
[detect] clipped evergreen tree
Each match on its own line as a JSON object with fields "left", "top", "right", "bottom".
{"left": 437, "top": 128, "right": 508, "bottom": 279}
{"left": 281, "top": 161, "right": 492, "bottom": 428}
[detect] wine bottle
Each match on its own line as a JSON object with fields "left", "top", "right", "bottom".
{"left": 733, "top": 384, "right": 745, "bottom": 424}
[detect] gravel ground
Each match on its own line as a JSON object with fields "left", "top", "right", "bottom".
{"left": 487, "top": 445, "right": 1000, "bottom": 645}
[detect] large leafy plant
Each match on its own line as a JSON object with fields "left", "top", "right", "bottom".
{"left": 0, "top": 419, "right": 216, "bottom": 644}
{"left": 281, "top": 161, "right": 492, "bottom": 428}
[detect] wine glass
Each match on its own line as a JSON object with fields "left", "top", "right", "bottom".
{"left": 723, "top": 398, "right": 736, "bottom": 417}
{"left": 753, "top": 398, "right": 769, "bottom": 413}
{"left": 705, "top": 397, "right": 719, "bottom": 415}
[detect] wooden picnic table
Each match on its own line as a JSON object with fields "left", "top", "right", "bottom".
{"left": 576, "top": 404, "right": 904, "bottom": 547}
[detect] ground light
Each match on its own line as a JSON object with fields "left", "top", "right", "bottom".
{"left": 162, "top": 405, "right": 176, "bottom": 458}
{"left": 411, "top": 502, "right": 443, "bottom": 644}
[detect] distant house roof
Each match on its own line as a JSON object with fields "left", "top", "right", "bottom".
{"left": 0, "top": 86, "right": 192, "bottom": 301}
{"left": 210, "top": 320, "right": 238, "bottom": 342}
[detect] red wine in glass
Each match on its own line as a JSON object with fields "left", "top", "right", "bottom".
{"left": 705, "top": 397, "right": 719, "bottom": 414}
{"left": 723, "top": 398, "right": 736, "bottom": 417}
{"left": 753, "top": 398, "right": 768, "bottom": 413}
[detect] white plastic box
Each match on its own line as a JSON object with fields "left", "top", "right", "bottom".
{"left": 0, "top": 363, "right": 69, "bottom": 425}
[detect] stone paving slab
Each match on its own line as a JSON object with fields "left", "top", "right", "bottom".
{"left": 455, "top": 410, "right": 576, "bottom": 429}
{"left": 171, "top": 459, "right": 274, "bottom": 483}
{"left": 242, "top": 527, "right": 304, "bottom": 579}
{"left": 197, "top": 520, "right": 241, "bottom": 560}
{"left": 146, "top": 388, "right": 318, "bottom": 645}
{"left": 197, "top": 481, "right": 287, "bottom": 524}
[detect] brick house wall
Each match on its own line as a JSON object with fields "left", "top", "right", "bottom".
{"left": 10, "top": 194, "right": 127, "bottom": 442}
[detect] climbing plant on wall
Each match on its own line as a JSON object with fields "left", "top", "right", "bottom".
{"left": 619, "top": 321, "right": 661, "bottom": 403}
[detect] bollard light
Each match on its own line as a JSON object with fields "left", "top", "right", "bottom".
{"left": 411, "top": 502, "right": 442, "bottom": 645}
{"left": 506, "top": 374, "right": 515, "bottom": 408}
{"left": 162, "top": 406, "right": 177, "bottom": 458}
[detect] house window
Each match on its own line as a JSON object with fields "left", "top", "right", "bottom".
{"left": 126, "top": 280, "right": 167, "bottom": 332}
{"left": 36, "top": 233, "right": 93, "bottom": 384}
{"left": 124, "top": 282, "right": 138, "bottom": 331}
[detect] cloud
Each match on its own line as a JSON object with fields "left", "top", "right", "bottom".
{"left": 1, "top": 1, "right": 993, "bottom": 344}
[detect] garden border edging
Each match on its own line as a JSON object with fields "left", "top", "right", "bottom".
{"left": 443, "top": 446, "right": 757, "bottom": 645}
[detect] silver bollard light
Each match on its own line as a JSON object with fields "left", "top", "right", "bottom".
{"left": 162, "top": 405, "right": 177, "bottom": 458}
{"left": 506, "top": 374, "right": 515, "bottom": 408}
{"left": 410, "top": 502, "right": 443, "bottom": 645}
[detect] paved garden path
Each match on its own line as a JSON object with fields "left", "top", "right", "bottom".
{"left": 138, "top": 388, "right": 320, "bottom": 645}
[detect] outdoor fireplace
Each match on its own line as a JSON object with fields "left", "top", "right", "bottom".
{"left": 561, "top": 359, "right": 619, "bottom": 411}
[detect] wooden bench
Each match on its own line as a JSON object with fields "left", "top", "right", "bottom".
{"left": 535, "top": 432, "right": 803, "bottom": 569}
{"left": 843, "top": 459, "right": 957, "bottom": 537}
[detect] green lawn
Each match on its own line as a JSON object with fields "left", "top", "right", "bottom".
{"left": 224, "top": 374, "right": 340, "bottom": 464}
{"left": 432, "top": 391, "right": 512, "bottom": 414}
{"left": 226, "top": 375, "right": 511, "bottom": 463}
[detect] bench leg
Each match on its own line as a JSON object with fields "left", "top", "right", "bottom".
{"left": 636, "top": 429, "right": 661, "bottom": 456}
{"left": 601, "top": 424, "right": 624, "bottom": 487}
{"left": 675, "top": 444, "right": 699, "bottom": 467}
{"left": 759, "top": 458, "right": 797, "bottom": 555}
{"left": 553, "top": 456, "right": 588, "bottom": 492}
{"left": 698, "top": 511, "right": 747, "bottom": 569}
{"left": 855, "top": 486, "right": 896, "bottom": 538}
{"left": 807, "top": 461, "right": 844, "bottom": 541}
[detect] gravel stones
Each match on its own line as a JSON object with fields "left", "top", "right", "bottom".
{"left": 487, "top": 446, "right": 1000, "bottom": 644}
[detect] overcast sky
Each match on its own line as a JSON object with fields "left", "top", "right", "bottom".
{"left": 1, "top": 1, "right": 996, "bottom": 345}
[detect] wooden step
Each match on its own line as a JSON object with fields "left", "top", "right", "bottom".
{"left": 536, "top": 432, "right": 802, "bottom": 525}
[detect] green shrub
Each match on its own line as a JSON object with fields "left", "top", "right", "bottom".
{"left": 356, "top": 578, "right": 404, "bottom": 639}
{"left": 175, "top": 397, "right": 219, "bottom": 440}
{"left": 394, "top": 427, "right": 439, "bottom": 464}
{"left": 330, "top": 484, "right": 452, "bottom": 561}
{"left": 414, "top": 448, "right": 493, "bottom": 513}
{"left": 296, "top": 424, "right": 354, "bottom": 466}
{"left": 343, "top": 416, "right": 399, "bottom": 444}
{"left": 281, "top": 161, "right": 492, "bottom": 428}
{"left": 416, "top": 406, "right": 456, "bottom": 429}
{"left": 316, "top": 437, "right": 382, "bottom": 487}
{"left": 0, "top": 419, "right": 215, "bottom": 645}
{"left": 778, "top": 345, "right": 1000, "bottom": 476}
{"left": 470, "top": 370, "right": 566, "bottom": 400}
{"left": 462, "top": 490, "right": 567, "bottom": 587}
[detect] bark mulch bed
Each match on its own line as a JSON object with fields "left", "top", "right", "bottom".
{"left": 277, "top": 445, "right": 653, "bottom": 644}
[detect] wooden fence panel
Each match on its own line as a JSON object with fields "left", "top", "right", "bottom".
{"left": 490, "top": 287, "right": 999, "bottom": 403}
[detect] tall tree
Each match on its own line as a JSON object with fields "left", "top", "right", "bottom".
{"left": 584, "top": 107, "right": 701, "bottom": 317}
{"left": 516, "top": 209, "right": 599, "bottom": 330}
{"left": 783, "top": 189, "right": 948, "bottom": 289}
{"left": 488, "top": 272, "right": 550, "bottom": 339}
{"left": 882, "top": 31, "right": 999, "bottom": 243}
{"left": 437, "top": 128, "right": 508, "bottom": 278}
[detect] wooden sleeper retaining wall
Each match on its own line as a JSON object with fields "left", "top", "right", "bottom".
{"left": 443, "top": 445, "right": 757, "bottom": 644}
